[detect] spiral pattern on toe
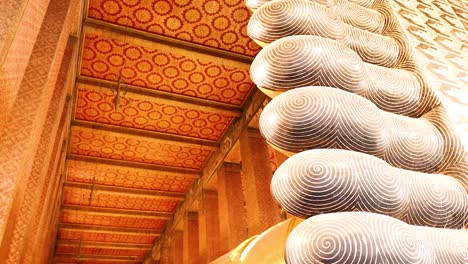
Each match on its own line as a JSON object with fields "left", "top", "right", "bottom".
{"left": 335, "top": 0, "right": 384, "bottom": 33}
{"left": 260, "top": 87, "right": 455, "bottom": 172}
{"left": 251, "top": 36, "right": 368, "bottom": 95}
{"left": 344, "top": 26, "right": 399, "bottom": 67}
{"left": 383, "top": 115, "right": 444, "bottom": 173}
{"left": 271, "top": 149, "right": 467, "bottom": 228}
{"left": 246, "top": 0, "right": 468, "bottom": 261}
{"left": 260, "top": 86, "right": 388, "bottom": 156}
{"left": 286, "top": 213, "right": 434, "bottom": 264}
{"left": 248, "top": 1, "right": 346, "bottom": 44}
{"left": 250, "top": 35, "right": 431, "bottom": 116}
{"left": 249, "top": 0, "right": 395, "bottom": 66}
{"left": 363, "top": 64, "right": 421, "bottom": 115}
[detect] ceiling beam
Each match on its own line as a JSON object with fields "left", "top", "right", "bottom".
{"left": 148, "top": 88, "right": 269, "bottom": 260}
{"left": 64, "top": 182, "right": 186, "bottom": 200}
{"left": 56, "top": 254, "right": 144, "bottom": 261}
{"left": 56, "top": 240, "right": 152, "bottom": 249}
{"left": 84, "top": 18, "right": 254, "bottom": 64}
{"left": 59, "top": 227, "right": 161, "bottom": 236}
{"left": 61, "top": 205, "right": 173, "bottom": 218}
{"left": 67, "top": 154, "right": 201, "bottom": 176}
{"left": 59, "top": 223, "right": 160, "bottom": 234}
{"left": 71, "top": 120, "right": 219, "bottom": 149}
{"left": 77, "top": 76, "right": 242, "bottom": 116}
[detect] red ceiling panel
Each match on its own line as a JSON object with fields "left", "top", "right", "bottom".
{"left": 69, "top": 126, "right": 212, "bottom": 169}
{"left": 80, "top": 33, "right": 254, "bottom": 105}
{"left": 87, "top": 0, "right": 261, "bottom": 56}
{"left": 60, "top": 210, "right": 167, "bottom": 230}
{"left": 75, "top": 84, "right": 235, "bottom": 140}
{"left": 62, "top": 186, "right": 180, "bottom": 212}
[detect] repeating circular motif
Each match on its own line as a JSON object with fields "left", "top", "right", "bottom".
{"left": 82, "top": 47, "right": 97, "bottom": 61}
{"left": 152, "top": 0, "right": 172, "bottom": 15}
{"left": 176, "top": 31, "right": 193, "bottom": 41}
{"left": 88, "top": 0, "right": 261, "bottom": 56}
{"left": 212, "top": 15, "right": 231, "bottom": 31}
{"left": 64, "top": 187, "right": 179, "bottom": 213}
{"left": 172, "top": 79, "right": 189, "bottom": 90}
{"left": 116, "top": 15, "right": 135, "bottom": 27}
{"left": 88, "top": 7, "right": 103, "bottom": 19}
{"left": 231, "top": 7, "right": 250, "bottom": 23}
{"left": 70, "top": 127, "right": 212, "bottom": 169}
{"left": 124, "top": 46, "right": 142, "bottom": 60}
{"left": 146, "top": 73, "right": 162, "bottom": 84}
{"left": 95, "top": 39, "right": 113, "bottom": 53}
{"left": 107, "top": 53, "right": 125, "bottom": 66}
{"left": 174, "top": 0, "right": 191, "bottom": 7}
{"left": 183, "top": 8, "right": 202, "bottom": 23}
{"left": 81, "top": 34, "right": 253, "bottom": 105}
{"left": 165, "top": 16, "right": 183, "bottom": 31}
{"left": 193, "top": 24, "right": 212, "bottom": 38}
{"left": 134, "top": 7, "right": 153, "bottom": 23}
{"left": 109, "top": 112, "right": 124, "bottom": 121}
{"left": 221, "top": 31, "right": 239, "bottom": 45}
{"left": 122, "top": 0, "right": 140, "bottom": 7}
{"left": 203, "top": 0, "right": 221, "bottom": 15}
{"left": 180, "top": 59, "right": 196, "bottom": 72}
{"left": 214, "top": 77, "right": 228, "bottom": 88}
{"left": 179, "top": 124, "right": 192, "bottom": 132}
{"left": 162, "top": 66, "right": 179, "bottom": 78}
{"left": 101, "top": 0, "right": 121, "bottom": 15}
{"left": 91, "top": 61, "right": 109, "bottom": 73}
{"left": 135, "top": 60, "right": 152, "bottom": 73}
{"left": 223, "top": 0, "right": 242, "bottom": 8}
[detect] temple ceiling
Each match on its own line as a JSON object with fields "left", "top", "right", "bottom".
{"left": 55, "top": 0, "right": 260, "bottom": 262}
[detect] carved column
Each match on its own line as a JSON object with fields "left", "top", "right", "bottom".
{"left": 217, "top": 162, "right": 248, "bottom": 253}
{"left": 169, "top": 231, "right": 183, "bottom": 264}
{"left": 0, "top": 0, "right": 77, "bottom": 261}
{"left": 183, "top": 212, "right": 199, "bottom": 264}
{"left": 239, "top": 128, "right": 282, "bottom": 236}
{"left": 159, "top": 241, "right": 170, "bottom": 264}
{"left": 0, "top": 0, "right": 51, "bottom": 129}
{"left": 198, "top": 190, "right": 221, "bottom": 263}
{"left": 24, "top": 99, "right": 72, "bottom": 262}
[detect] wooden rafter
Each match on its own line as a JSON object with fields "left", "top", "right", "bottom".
{"left": 84, "top": 18, "right": 254, "bottom": 65}
{"left": 67, "top": 154, "right": 202, "bottom": 176}
{"left": 56, "top": 253, "right": 144, "bottom": 261}
{"left": 64, "top": 182, "right": 186, "bottom": 200}
{"left": 57, "top": 240, "right": 152, "bottom": 249}
{"left": 59, "top": 227, "right": 160, "bottom": 237}
{"left": 71, "top": 121, "right": 220, "bottom": 149}
{"left": 147, "top": 88, "right": 269, "bottom": 261}
{"left": 77, "top": 76, "right": 242, "bottom": 115}
{"left": 61, "top": 205, "right": 173, "bottom": 218}
{"left": 59, "top": 223, "right": 160, "bottom": 234}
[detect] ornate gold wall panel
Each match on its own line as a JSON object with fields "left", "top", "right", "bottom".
{"left": 388, "top": 0, "right": 468, "bottom": 145}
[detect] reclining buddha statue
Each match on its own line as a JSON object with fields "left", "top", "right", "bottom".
{"left": 213, "top": 0, "right": 468, "bottom": 263}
